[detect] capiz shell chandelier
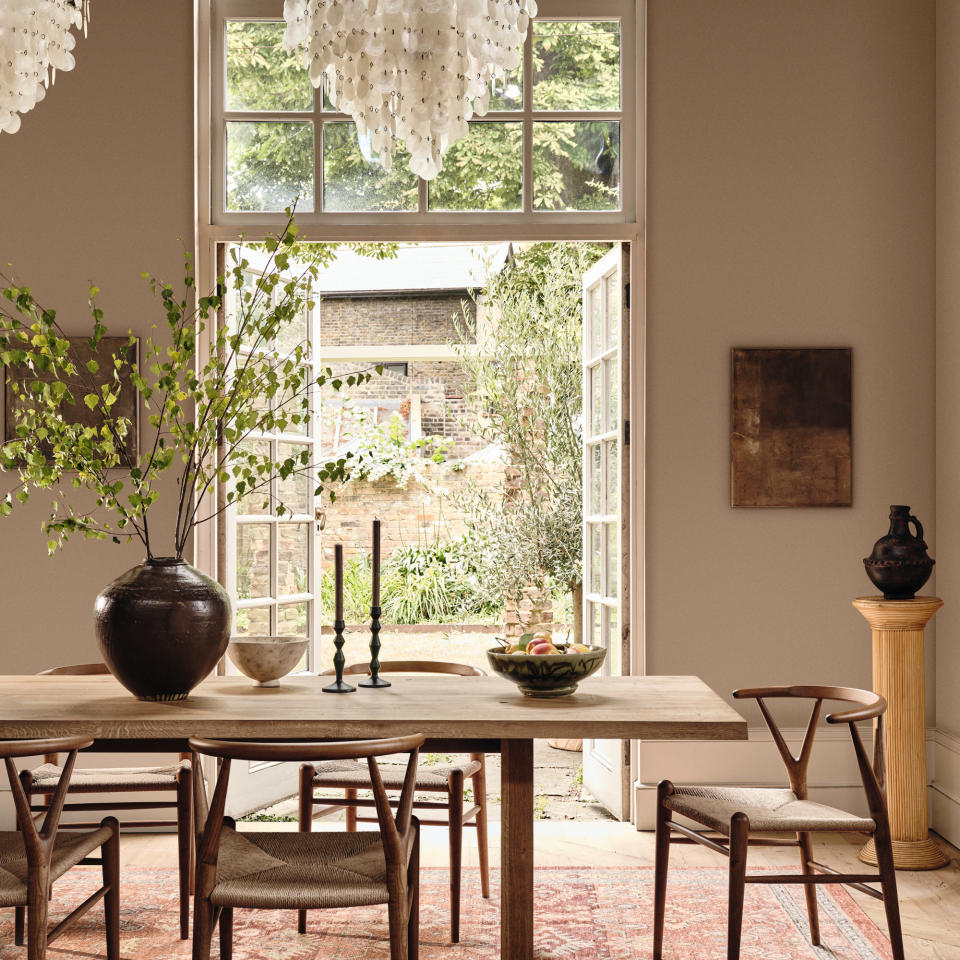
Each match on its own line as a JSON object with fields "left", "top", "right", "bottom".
{"left": 0, "top": 0, "right": 89, "bottom": 136}
{"left": 282, "top": 0, "right": 537, "bottom": 181}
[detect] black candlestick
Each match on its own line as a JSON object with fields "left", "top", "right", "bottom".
{"left": 323, "top": 618, "right": 355, "bottom": 693}
{"left": 359, "top": 604, "right": 390, "bottom": 688}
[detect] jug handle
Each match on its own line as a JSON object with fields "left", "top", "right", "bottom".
{"left": 909, "top": 514, "right": 927, "bottom": 548}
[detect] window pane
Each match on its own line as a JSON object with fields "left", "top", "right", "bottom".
{"left": 276, "top": 306, "right": 309, "bottom": 356}
{"left": 236, "top": 439, "right": 271, "bottom": 516}
{"left": 590, "top": 523, "right": 602, "bottom": 594}
{"left": 278, "top": 441, "right": 310, "bottom": 516}
{"left": 590, "top": 364, "right": 602, "bottom": 436}
{"left": 533, "top": 20, "right": 620, "bottom": 111}
{"left": 227, "top": 121, "right": 314, "bottom": 212}
{"left": 234, "top": 604, "right": 271, "bottom": 636}
{"left": 277, "top": 601, "right": 309, "bottom": 637}
{"left": 278, "top": 523, "right": 309, "bottom": 596}
{"left": 590, "top": 443, "right": 602, "bottom": 514}
{"left": 605, "top": 438, "right": 619, "bottom": 508}
{"left": 605, "top": 272, "right": 620, "bottom": 348}
{"left": 429, "top": 123, "right": 522, "bottom": 212}
{"left": 489, "top": 66, "right": 523, "bottom": 111}
{"left": 606, "top": 605, "right": 619, "bottom": 674}
{"left": 225, "top": 21, "right": 313, "bottom": 112}
{"left": 236, "top": 523, "right": 271, "bottom": 599}
{"left": 606, "top": 523, "right": 618, "bottom": 599}
{"left": 533, "top": 121, "right": 620, "bottom": 211}
{"left": 590, "top": 283, "right": 603, "bottom": 357}
{"left": 605, "top": 356, "right": 618, "bottom": 432}
{"left": 322, "top": 123, "right": 418, "bottom": 212}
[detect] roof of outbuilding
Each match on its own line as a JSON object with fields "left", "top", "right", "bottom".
{"left": 312, "top": 242, "right": 512, "bottom": 296}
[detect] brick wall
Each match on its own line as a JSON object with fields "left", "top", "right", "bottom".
{"left": 319, "top": 293, "right": 475, "bottom": 346}
{"left": 320, "top": 459, "right": 505, "bottom": 566}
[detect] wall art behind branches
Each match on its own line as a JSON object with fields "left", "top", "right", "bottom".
{"left": 4, "top": 336, "right": 139, "bottom": 460}
{"left": 731, "top": 347, "right": 851, "bottom": 507}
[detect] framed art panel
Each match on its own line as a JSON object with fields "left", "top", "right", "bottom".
{"left": 731, "top": 347, "right": 851, "bottom": 507}
{"left": 4, "top": 336, "right": 140, "bottom": 461}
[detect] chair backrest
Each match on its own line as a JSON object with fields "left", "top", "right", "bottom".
{"left": 38, "top": 663, "right": 110, "bottom": 676}
{"left": 733, "top": 684, "right": 887, "bottom": 819}
{"left": 1, "top": 736, "right": 93, "bottom": 863}
{"left": 189, "top": 734, "right": 425, "bottom": 888}
{"left": 331, "top": 660, "right": 485, "bottom": 677}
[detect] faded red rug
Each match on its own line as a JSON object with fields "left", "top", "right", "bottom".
{"left": 0, "top": 867, "right": 893, "bottom": 959}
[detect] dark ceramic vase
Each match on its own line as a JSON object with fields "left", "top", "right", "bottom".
{"left": 94, "top": 558, "right": 231, "bottom": 701}
{"left": 863, "top": 505, "right": 935, "bottom": 600}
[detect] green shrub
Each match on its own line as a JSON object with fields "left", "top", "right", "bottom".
{"left": 381, "top": 536, "right": 500, "bottom": 624}
{"left": 320, "top": 552, "right": 373, "bottom": 623}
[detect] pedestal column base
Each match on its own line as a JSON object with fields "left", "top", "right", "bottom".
{"left": 858, "top": 835, "right": 948, "bottom": 870}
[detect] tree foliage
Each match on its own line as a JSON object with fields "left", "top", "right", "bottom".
{"left": 452, "top": 242, "right": 608, "bottom": 621}
{"left": 0, "top": 213, "right": 395, "bottom": 558}
{"left": 224, "top": 18, "right": 621, "bottom": 213}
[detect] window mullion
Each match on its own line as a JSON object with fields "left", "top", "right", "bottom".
{"left": 522, "top": 21, "right": 533, "bottom": 215}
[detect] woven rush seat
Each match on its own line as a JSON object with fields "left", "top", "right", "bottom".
{"left": 665, "top": 785, "right": 877, "bottom": 835}
{"left": 312, "top": 758, "right": 481, "bottom": 792}
{"left": 0, "top": 825, "right": 113, "bottom": 906}
{"left": 29, "top": 761, "right": 187, "bottom": 793}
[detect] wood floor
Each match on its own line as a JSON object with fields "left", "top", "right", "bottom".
{"left": 119, "top": 822, "right": 960, "bottom": 958}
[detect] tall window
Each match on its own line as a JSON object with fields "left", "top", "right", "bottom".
{"left": 208, "top": 0, "right": 637, "bottom": 224}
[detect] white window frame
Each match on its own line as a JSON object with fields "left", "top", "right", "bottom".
{"left": 194, "top": 0, "right": 647, "bottom": 688}
{"left": 206, "top": 0, "right": 636, "bottom": 228}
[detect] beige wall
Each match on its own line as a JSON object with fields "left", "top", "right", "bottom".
{"left": 645, "top": 0, "right": 937, "bottom": 726}
{"left": 0, "top": 2, "right": 194, "bottom": 673}
{"left": 935, "top": 0, "right": 960, "bottom": 844}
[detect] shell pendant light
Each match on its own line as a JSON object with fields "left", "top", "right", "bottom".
{"left": 0, "top": 0, "right": 90, "bottom": 136}
{"left": 282, "top": 0, "right": 537, "bottom": 181}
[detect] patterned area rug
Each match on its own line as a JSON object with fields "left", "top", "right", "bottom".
{"left": 0, "top": 866, "right": 892, "bottom": 959}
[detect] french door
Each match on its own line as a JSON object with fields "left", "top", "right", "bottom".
{"left": 222, "top": 260, "right": 323, "bottom": 816}
{"left": 581, "top": 244, "right": 632, "bottom": 820}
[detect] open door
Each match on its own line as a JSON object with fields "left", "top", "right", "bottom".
{"left": 581, "top": 245, "right": 632, "bottom": 820}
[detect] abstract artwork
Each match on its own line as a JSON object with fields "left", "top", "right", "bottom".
{"left": 731, "top": 347, "right": 851, "bottom": 507}
{"left": 4, "top": 336, "right": 139, "bottom": 460}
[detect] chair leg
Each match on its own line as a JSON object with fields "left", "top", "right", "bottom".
{"left": 26, "top": 867, "right": 50, "bottom": 960}
{"left": 102, "top": 817, "right": 120, "bottom": 960}
{"left": 727, "top": 812, "right": 749, "bottom": 960}
{"left": 796, "top": 831, "right": 820, "bottom": 946}
{"left": 219, "top": 906, "right": 234, "bottom": 960}
{"left": 873, "top": 821, "right": 906, "bottom": 960}
{"left": 15, "top": 770, "right": 31, "bottom": 946}
{"left": 470, "top": 756, "right": 490, "bottom": 899}
{"left": 408, "top": 819, "right": 421, "bottom": 960}
{"left": 298, "top": 763, "right": 315, "bottom": 935}
{"left": 448, "top": 769, "right": 464, "bottom": 943}
{"left": 345, "top": 787, "right": 358, "bottom": 831}
{"left": 177, "top": 765, "right": 193, "bottom": 940}
{"left": 653, "top": 780, "right": 674, "bottom": 960}
{"left": 191, "top": 897, "right": 215, "bottom": 960}
{"left": 387, "top": 895, "right": 410, "bottom": 960}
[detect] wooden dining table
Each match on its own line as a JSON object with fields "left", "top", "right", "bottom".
{"left": 0, "top": 671, "right": 746, "bottom": 959}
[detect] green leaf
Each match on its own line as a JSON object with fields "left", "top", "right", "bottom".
{"left": 84, "top": 393, "right": 99, "bottom": 410}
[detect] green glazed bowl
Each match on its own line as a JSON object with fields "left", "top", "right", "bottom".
{"left": 486, "top": 646, "right": 607, "bottom": 698}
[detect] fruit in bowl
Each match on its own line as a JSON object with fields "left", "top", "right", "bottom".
{"left": 486, "top": 634, "right": 607, "bottom": 698}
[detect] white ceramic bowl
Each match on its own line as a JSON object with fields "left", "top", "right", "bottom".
{"left": 227, "top": 635, "right": 308, "bottom": 687}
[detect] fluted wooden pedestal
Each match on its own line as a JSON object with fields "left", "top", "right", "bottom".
{"left": 852, "top": 596, "right": 946, "bottom": 870}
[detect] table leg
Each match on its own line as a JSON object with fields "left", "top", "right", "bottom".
{"left": 501, "top": 738, "right": 534, "bottom": 960}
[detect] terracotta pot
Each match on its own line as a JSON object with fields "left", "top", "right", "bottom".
{"left": 94, "top": 558, "right": 231, "bottom": 701}
{"left": 863, "top": 505, "right": 935, "bottom": 600}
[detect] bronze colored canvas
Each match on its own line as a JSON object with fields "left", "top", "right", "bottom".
{"left": 731, "top": 348, "right": 851, "bottom": 507}
{"left": 4, "top": 336, "right": 139, "bottom": 459}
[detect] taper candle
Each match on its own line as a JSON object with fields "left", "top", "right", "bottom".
{"left": 335, "top": 543, "right": 344, "bottom": 621}
{"left": 372, "top": 518, "right": 381, "bottom": 606}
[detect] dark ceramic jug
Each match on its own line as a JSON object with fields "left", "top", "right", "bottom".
{"left": 94, "top": 558, "right": 231, "bottom": 701}
{"left": 863, "top": 505, "right": 934, "bottom": 600}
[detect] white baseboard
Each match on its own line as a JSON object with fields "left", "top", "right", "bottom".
{"left": 931, "top": 728, "right": 960, "bottom": 848}
{"left": 634, "top": 726, "right": 936, "bottom": 831}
